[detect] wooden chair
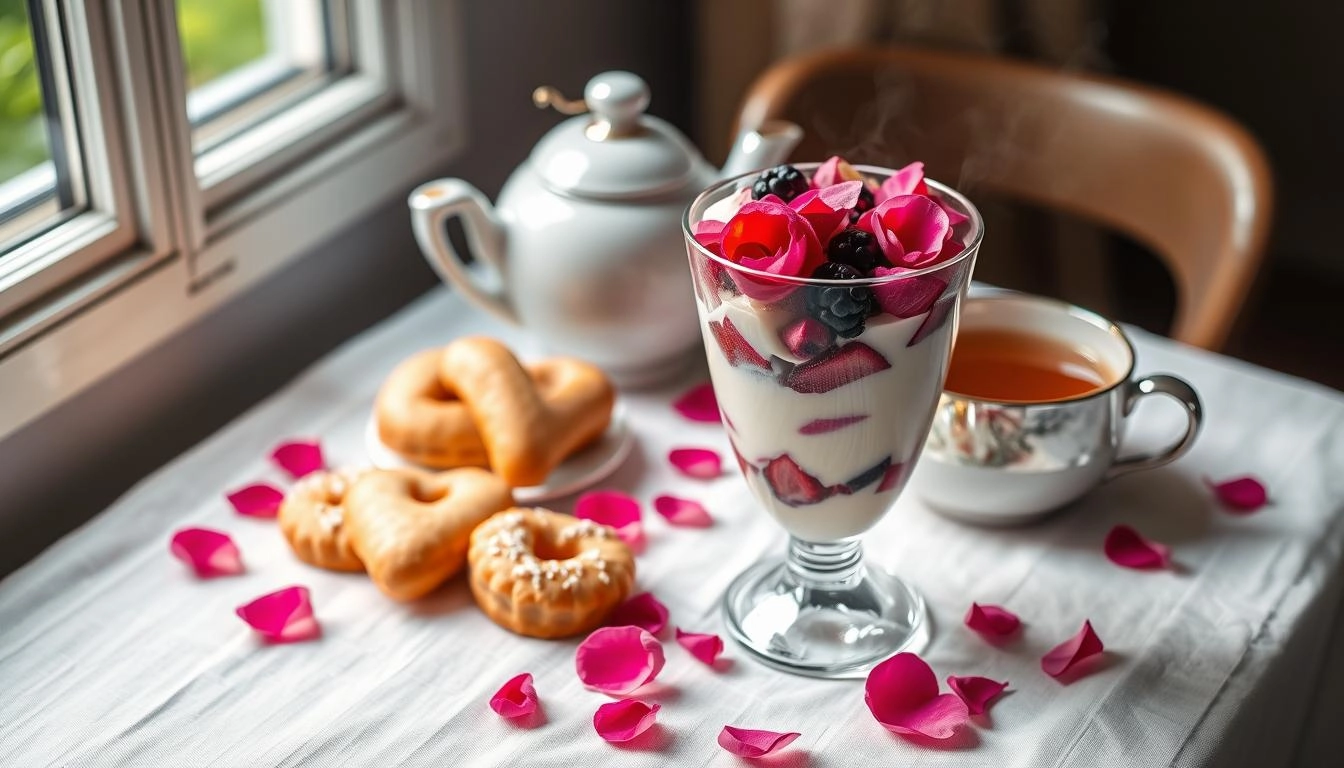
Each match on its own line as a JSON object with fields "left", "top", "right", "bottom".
{"left": 736, "top": 46, "right": 1274, "bottom": 351}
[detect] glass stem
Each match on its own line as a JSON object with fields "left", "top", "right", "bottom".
{"left": 786, "top": 537, "right": 865, "bottom": 590}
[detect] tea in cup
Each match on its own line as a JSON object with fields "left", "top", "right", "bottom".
{"left": 909, "top": 294, "right": 1203, "bottom": 524}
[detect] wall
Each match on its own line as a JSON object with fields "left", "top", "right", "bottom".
{"left": 0, "top": 0, "right": 692, "bottom": 575}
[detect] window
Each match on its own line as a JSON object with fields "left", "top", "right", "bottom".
{"left": 0, "top": 0, "right": 463, "bottom": 438}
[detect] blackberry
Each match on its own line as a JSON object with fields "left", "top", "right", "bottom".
{"left": 826, "top": 227, "right": 883, "bottom": 273}
{"left": 849, "top": 185, "right": 875, "bottom": 223}
{"left": 751, "top": 165, "right": 810, "bottom": 203}
{"left": 806, "top": 262, "right": 874, "bottom": 339}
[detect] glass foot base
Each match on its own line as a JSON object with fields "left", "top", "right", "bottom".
{"left": 722, "top": 556, "right": 929, "bottom": 679}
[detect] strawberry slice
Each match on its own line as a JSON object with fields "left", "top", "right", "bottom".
{"left": 763, "top": 454, "right": 832, "bottom": 506}
{"left": 782, "top": 342, "right": 890, "bottom": 394}
{"left": 876, "top": 461, "right": 909, "bottom": 492}
{"left": 908, "top": 295, "right": 955, "bottom": 347}
{"left": 709, "top": 317, "right": 772, "bottom": 372}
{"left": 780, "top": 316, "right": 835, "bottom": 360}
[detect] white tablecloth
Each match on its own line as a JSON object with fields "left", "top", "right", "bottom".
{"left": 2, "top": 289, "right": 1342, "bottom": 768}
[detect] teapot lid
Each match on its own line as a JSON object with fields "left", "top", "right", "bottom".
{"left": 529, "top": 72, "right": 702, "bottom": 200}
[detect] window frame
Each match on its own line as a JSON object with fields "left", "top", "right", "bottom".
{"left": 0, "top": 0, "right": 465, "bottom": 440}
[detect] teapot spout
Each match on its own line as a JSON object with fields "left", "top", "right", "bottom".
{"left": 719, "top": 119, "right": 803, "bottom": 179}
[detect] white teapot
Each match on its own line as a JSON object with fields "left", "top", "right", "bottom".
{"left": 409, "top": 71, "right": 801, "bottom": 387}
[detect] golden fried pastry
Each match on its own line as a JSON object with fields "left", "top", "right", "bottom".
{"left": 468, "top": 507, "right": 635, "bottom": 638}
{"left": 438, "top": 337, "right": 615, "bottom": 487}
{"left": 278, "top": 469, "right": 366, "bottom": 572}
{"left": 374, "top": 350, "right": 490, "bottom": 469}
{"left": 343, "top": 467, "right": 512, "bottom": 601}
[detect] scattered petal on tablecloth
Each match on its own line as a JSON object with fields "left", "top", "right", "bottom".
{"left": 225, "top": 483, "right": 285, "bottom": 518}
{"left": 593, "top": 699, "right": 660, "bottom": 743}
{"left": 675, "top": 628, "right": 725, "bottom": 666}
{"left": 1206, "top": 475, "right": 1268, "bottom": 514}
{"left": 672, "top": 383, "right": 720, "bottom": 423}
{"left": 652, "top": 495, "right": 714, "bottom": 527}
{"left": 668, "top": 448, "right": 722, "bottom": 479}
{"left": 865, "top": 653, "right": 970, "bottom": 739}
{"left": 1104, "top": 524, "right": 1171, "bottom": 570}
{"left": 965, "top": 602, "right": 1021, "bottom": 638}
{"left": 169, "top": 527, "right": 244, "bottom": 577}
{"left": 575, "top": 490, "right": 646, "bottom": 553}
{"left": 575, "top": 626, "right": 665, "bottom": 696}
{"left": 489, "top": 673, "right": 539, "bottom": 719}
{"left": 947, "top": 675, "right": 1009, "bottom": 716}
{"left": 718, "top": 726, "right": 801, "bottom": 757}
{"left": 1042, "top": 620, "right": 1105, "bottom": 679}
{"left": 270, "top": 440, "right": 325, "bottom": 479}
{"left": 235, "top": 585, "right": 319, "bottom": 643}
{"left": 606, "top": 593, "right": 669, "bottom": 635}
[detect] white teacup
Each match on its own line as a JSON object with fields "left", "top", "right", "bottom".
{"left": 909, "top": 294, "right": 1203, "bottom": 525}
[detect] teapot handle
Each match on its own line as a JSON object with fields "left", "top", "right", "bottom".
{"left": 408, "top": 179, "right": 518, "bottom": 324}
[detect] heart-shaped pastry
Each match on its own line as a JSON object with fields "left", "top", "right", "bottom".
{"left": 375, "top": 350, "right": 490, "bottom": 469}
{"left": 438, "top": 337, "right": 616, "bottom": 487}
{"left": 343, "top": 467, "right": 513, "bottom": 601}
{"left": 278, "top": 469, "right": 366, "bottom": 572}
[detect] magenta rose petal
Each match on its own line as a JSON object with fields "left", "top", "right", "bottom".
{"left": 781, "top": 316, "right": 835, "bottom": 360}
{"left": 575, "top": 626, "right": 666, "bottom": 696}
{"left": 270, "top": 440, "right": 324, "bottom": 479}
{"left": 869, "top": 195, "right": 951, "bottom": 268}
{"left": 652, "top": 495, "right": 713, "bottom": 527}
{"left": 594, "top": 699, "right": 660, "bottom": 743}
{"left": 865, "top": 652, "right": 970, "bottom": 739}
{"left": 226, "top": 483, "right": 285, "bottom": 518}
{"left": 1207, "top": 475, "right": 1268, "bottom": 513}
{"left": 718, "top": 726, "right": 801, "bottom": 758}
{"left": 812, "top": 155, "right": 844, "bottom": 187}
{"left": 790, "top": 181, "right": 863, "bottom": 241}
{"left": 965, "top": 603, "right": 1021, "bottom": 638}
{"left": 668, "top": 448, "right": 722, "bottom": 480}
{"left": 1042, "top": 620, "right": 1105, "bottom": 679}
{"left": 873, "top": 161, "right": 929, "bottom": 205}
{"left": 675, "top": 628, "right": 725, "bottom": 666}
{"left": 236, "top": 585, "right": 320, "bottom": 643}
{"left": 673, "top": 383, "right": 720, "bottom": 423}
{"left": 870, "top": 269, "right": 947, "bottom": 318}
{"left": 607, "top": 593, "right": 670, "bottom": 635}
{"left": 170, "top": 527, "right": 243, "bottom": 577}
{"left": 908, "top": 294, "right": 956, "bottom": 347}
{"left": 575, "top": 490, "right": 645, "bottom": 553}
{"left": 489, "top": 673, "right": 539, "bottom": 719}
{"left": 947, "top": 675, "right": 1009, "bottom": 716}
{"left": 1104, "top": 524, "right": 1171, "bottom": 570}
{"left": 799, "top": 415, "right": 869, "bottom": 435}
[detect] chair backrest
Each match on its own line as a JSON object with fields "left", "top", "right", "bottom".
{"left": 737, "top": 46, "right": 1274, "bottom": 350}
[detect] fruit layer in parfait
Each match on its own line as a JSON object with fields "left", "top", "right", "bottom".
{"left": 687, "top": 158, "right": 977, "bottom": 541}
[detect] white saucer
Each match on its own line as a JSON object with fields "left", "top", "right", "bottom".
{"left": 363, "top": 402, "right": 634, "bottom": 503}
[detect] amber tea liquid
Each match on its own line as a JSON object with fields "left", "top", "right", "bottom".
{"left": 944, "top": 328, "right": 1114, "bottom": 402}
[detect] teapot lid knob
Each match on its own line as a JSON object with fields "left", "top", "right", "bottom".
{"left": 583, "top": 71, "right": 649, "bottom": 138}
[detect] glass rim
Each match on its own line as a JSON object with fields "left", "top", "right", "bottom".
{"left": 681, "top": 162, "right": 986, "bottom": 286}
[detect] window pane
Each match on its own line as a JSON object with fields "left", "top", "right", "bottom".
{"left": 0, "top": 0, "right": 67, "bottom": 251}
{"left": 177, "top": 0, "right": 332, "bottom": 152}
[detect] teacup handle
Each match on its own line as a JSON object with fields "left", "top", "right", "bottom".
{"left": 408, "top": 178, "right": 518, "bottom": 325}
{"left": 1106, "top": 374, "right": 1203, "bottom": 480}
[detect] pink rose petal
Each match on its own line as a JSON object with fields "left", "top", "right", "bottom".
{"left": 865, "top": 652, "right": 970, "bottom": 739}
{"left": 908, "top": 294, "right": 956, "bottom": 347}
{"left": 798, "top": 415, "right": 869, "bottom": 435}
{"left": 1042, "top": 620, "right": 1105, "bottom": 679}
{"left": 270, "top": 440, "right": 325, "bottom": 479}
{"left": 226, "top": 483, "right": 285, "bottom": 518}
{"left": 870, "top": 269, "right": 947, "bottom": 319}
{"left": 594, "top": 699, "right": 660, "bottom": 743}
{"left": 675, "top": 628, "right": 724, "bottom": 666}
{"left": 947, "top": 675, "right": 1009, "bottom": 716}
{"left": 780, "top": 316, "right": 835, "bottom": 360}
{"left": 790, "top": 181, "right": 863, "bottom": 242}
{"left": 489, "top": 673, "right": 539, "bottom": 719}
{"left": 169, "top": 527, "right": 244, "bottom": 578}
{"left": 721, "top": 199, "right": 824, "bottom": 295}
{"left": 652, "top": 495, "right": 713, "bottom": 527}
{"left": 236, "top": 585, "right": 320, "bottom": 643}
{"left": 965, "top": 603, "right": 1021, "bottom": 638}
{"left": 607, "top": 592, "right": 669, "bottom": 635}
{"left": 1104, "top": 524, "right": 1171, "bottom": 570}
{"left": 1207, "top": 475, "right": 1268, "bottom": 513}
{"left": 867, "top": 195, "right": 951, "bottom": 268}
{"left": 718, "top": 726, "right": 800, "bottom": 758}
{"left": 668, "top": 447, "right": 722, "bottom": 480}
{"left": 873, "top": 161, "right": 929, "bottom": 204}
{"left": 576, "top": 626, "right": 665, "bottom": 696}
{"left": 673, "top": 383, "right": 720, "bottom": 423}
{"left": 811, "top": 155, "right": 845, "bottom": 188}
{"left": 575, "top": 490, "right": 645, "bottom": 553}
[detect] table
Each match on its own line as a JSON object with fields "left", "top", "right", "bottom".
{"left": 2, "top": 288, "right": 1342, "bottom": 767}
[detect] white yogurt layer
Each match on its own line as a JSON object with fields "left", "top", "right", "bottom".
{"left": 702, "top": 294, "right": 954, "bottom": 541}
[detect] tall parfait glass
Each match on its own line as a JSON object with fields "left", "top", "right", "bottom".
{"left": 683, "top": 163, "right": 982, "bottom": 677}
